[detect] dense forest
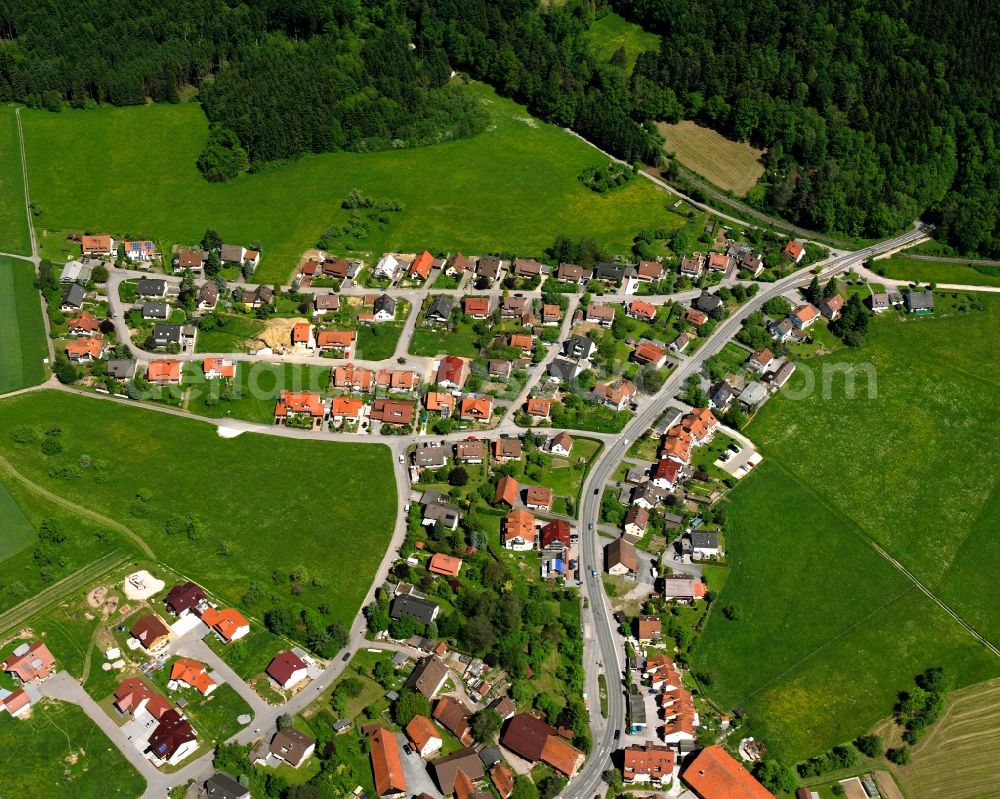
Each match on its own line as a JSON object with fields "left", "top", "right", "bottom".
{"left": 0, "top": 0, "right": 997, "bottom": 253}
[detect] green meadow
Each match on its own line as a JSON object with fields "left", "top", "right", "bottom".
{"left": 0, "top": 255, "right": 48, "bottom": 393}
{"left": 22, "top": 82, "right": 674, "bottom": 284}
{"left": 0, "top": 107, "right": 31, "bottom": 254}
{"left": 694, "top": 296, "right": 1000, "bottom": 762}
{"left": 878, "top": 254, "right": 1000, "bottom": 288}
{"left": 586, "top": 12, "right": 661, "bottom": 70}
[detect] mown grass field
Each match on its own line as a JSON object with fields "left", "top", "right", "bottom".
{"left": 0, "top": 698, "right": 145, "bottom": 798}
{"left": 0, "top": 108, "right": 31, "bottom": 254}
{"left": 888, "top": 675, "right": 1000, "bottom": 799}
{"left": 877, "top": 255, "right": 1000, "bottom": 288}
{"left": 0, "top": 255, "right": 48, "bottom": 393}
{"left": 694, "top": 300, "right": 1000, "bottom": 762}
{"left": 657, "top": 120, "right": 765, "bottom": 196}
{"left": 0, "top": 479, "right": 35, "bottom": 559}
{"left": 22, "top": 82, "right": 675, "bottom": 284}
{"left": 0, "top": 390, "right": 396, "bottom": 629}
{"left": 586, "top": 12, "right": 660, "bottom": 70}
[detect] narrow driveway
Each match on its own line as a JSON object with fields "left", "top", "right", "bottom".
{"left": 170, "top": 632, "right": 268, "bottom": 718}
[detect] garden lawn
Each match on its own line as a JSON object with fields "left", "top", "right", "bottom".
{"left": 23, "top": 82, "right": 673, "bottom": 285}
{"left": 0, "top": 255, "right": 48, "bottom": 392}
{"left": 0, "top": 390, "right": 396, "bottom": 631}
{"left": 694, "top": 300, "right": 1000, "bottom": 763}
{"left": 355, "top": 321, "right": 404, "bottom": 360}
{"left": 194, "top": 314, "right": 266, "bottom": 353}
{"left": 0, "top": 698, "right": 145, "bottom": 798}
{"left": 878, "top": 255, "right": 1000, "bottom": 288}
{"left": 0, "top": 108, "right": 31, "bottom": 254}
{"left": 409, "top": 317, "right": 482, "bottom": 358}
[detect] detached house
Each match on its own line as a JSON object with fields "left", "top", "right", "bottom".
{"left": 274, "top": 391, "right": 327, "bottom": 427}
{"left": 1, "top": 641, "right": 55, "bottom": 683}
{"left": 316, "top": 330, "right": 355, "bottom": 354}
{"left": 137, "top": 278, "right": 168, "bottom": 298}
{"left": 124, "top": 240, "right": 156, "bottom": 261}
{"left": 147, "top": 709, "right": 198, "bottom": 766}
{"left": 436, "top": 355, "right": 466, "bottom": 389}
{"left": 60, "top": 283, "right": 85, "bottom": 311}
{"left": 164, "top": 582, "right": 206, "bottom": 616}
{"left": 425, "top": 391, "right": 455, "bottom": 418}
{"left": 624, "top": 506, "right": 649, "bottom": 539}
{"left": 170, "top": 658, "right": 217, "bottom": 696}
{"left": 130, "top": 615, "right": 171, "bottom": 651}
{"left": 463, "top": 296, "right": 491, "bottom": 319}
{"left": 476, "top": 256, "right": 503, "bottom": 282}
{"left": 503, "top": 508, "right": 535, "bottom": 551}
{"left": 748, "top": 348, "right": 775, "bottom": 372}
{"left": 820, "top": 294, "right": 844, "bottom": 320}
{"left": 526, "top": 397, "right": 552, "bottom": 420}
{"left": 199, "top": 607, "right": 250, "bottom": 642}
{"left": 406, "top": 715, "right": 443, "bottom": 758}
{"left": 783, "top": 240, "right": 806, "bottom": 263}
{"left": 147, "top": 359, "right": 182, "bottom": 386}
{"left": 459, "top": 395, "right": 493, "bottom": 422}
{"left": 790, "top": 303, "right": 819, "bottom": 329}
{"left": 546, "top": 431, "right": 574, "bottom": 457}
{"left": 513, "top": 258, "right": 543, "bottom": 278}
{"left": 204, "top": 358, "right": 236, "bottom": 380}
{"left": 408, "top": 250, "right": 434, "bottom": 281}
{"left": 140, "top": 302, "right": 167, "bottom": 320}
{"left": 591, "top": 379, "right": 636, "bottom": 411}
{"left": 371, "top": 398, "right": 416, "bottom": 426}
{"left": 556, "top": 263, "right": 586, "bottom": 284}
{"left": 586, "top": 304, "right": 615, "bottom": 328}
{"left": 493, "top": 439, "right": 522, "bottom": 464}
{"left": 81, "top": 234, "right": 116, "bottom": 256}
{"left": 563, "top": 334, "right": 595, "bottom": 360}
{"left": 707, "top": 252, "right": 730, "bottom": 273}
{"left": 605, "top": 538, "right": 637, "bottom": 576}
{"left": 632, "top": 342, "right": 667, "bottom": 368}
{"left": 65, "top": 335, "right": 105, "bottom": 363}
{"left": 906, "top": 290, "right": 935, "bottom": 315}
{"left": 426, "top": 295, "right": 454, "bottom": 323}
{"left": 267, "top": 650, "right": 309, "bottom": 691}
{"left": 680, "top": 252, "right": 705, "bottom": 279}
{"left": 627, "top": 300, "right": 657, "bottom": 321}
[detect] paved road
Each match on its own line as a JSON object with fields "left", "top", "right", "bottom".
{"left": 171, "top": 631, "right": 270, "bottom": 718}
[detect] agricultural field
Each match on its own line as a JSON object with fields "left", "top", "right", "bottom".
{"left": 875, "top": 254, "right": 1000, "bottom": 288}
{"left": 0, "top": 255, "right": 48, "bottom": 393}
{"left": 0, "top": 480, "right": 35, "bottom": 560}
{"left": 694, "top": 299, "right": 1000, "bottom": 763}
{"left": 0, "top": 390, "right": 396, "bottom": 631}
{"left": 22, "top": 82, "right": 675, "bottom": 285}
{"left": 0, "top": 108, "right": 31, "bottom": 255}
{"left": 657, "top": 120, "right": 766, "bottom": 196}
{"left": 586, "top": 12, "right": 660, "bottom": 70}
{"left": 0, "top": 698, "right": 145, "bottom": 798}
{"left": 888, "top": 675, "right": 1000, "bottom": 799}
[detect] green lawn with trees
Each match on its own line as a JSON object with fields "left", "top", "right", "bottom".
{"left": 23, "top": 82, "right": 673, "bottom": 284}
{"left": 0, "top": 390, "right": 396, "bottom": 641}
{"left": 694, "top": 297, "right": 1000, "bottom": 763}
{"left": 0, "top": 255, "right": 48, "bottom": 393}
{"left": 0, "top": 698, "right": 145, "bottom": 798}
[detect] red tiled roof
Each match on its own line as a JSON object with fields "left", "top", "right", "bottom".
{"left": 292, "top": 322, "right": 312, "bottom": 343}
{"left": 333, "top": 363, "right": 374, "bottom": 390}
{"left": 629, "top": 300, "right": 657, "bottom": 320}
{"left": 632, "top": 342, "right": 666, "bottom": 365}
{"left": 526, "top": 397, "right": 552, "bottom": 417}
{"left": 275, "top": 390, "right": 325, "bottom": 418}
{"left": 510, "top": 334, "right": 533, "bottom": 351}
{"left": 436, "top": 355, "right": 465, "bottom": 385}
{"left": 504, "top": 509, "right": 535, "bottom": 542}
{"left": 68, "top": 311, "right": 100, "bottom": 333}
{"left": 409, "top": 250, "right": 434, "bottom": 279}
{"left": 170, "top": 657, "right": 216, "bottom": 695}
{"left": 464, "top": 297, "right": 491, "bottom": 316}
{"left": 371, "top": 398, "right": 415, "bottom": 425}
{"left": 405, "top": 714, "right": 441, "bottom": 751}
{"left": 683, "top": 746, "right": 775, "bottom": 799}
{"left": 783, "top": 240, "right": 805, "bottom": 260}
{"left": 1, "top": 640, "right": 55, "bottom": 681}
{"left": 637, "top": 615, "right": 661, "bottom": 641}
{"left": 540, "top": 734, "right": 583, "bottom": 776}
{"left": 203, "top": 358, "right": 236, "bottom": 379}
{"left": 540, "top": 519, "right": 570, "bottom": 549}
{"left": 429, "top": 553, "right": 463, "bottom": 576}
{"left": 331, "top": 396, "right": 364, "bottom": 418}
{"left": 316, "top": 329, "right": 355, "bottom": 349}
{"left": 623, "top": 744, "right": 675, "bottom": 781}
{"left": 495, "top": 476, "right": 520, "bottom": 507}
{"left": 199, "top": 607, "right": 249, "bottom": 641}
{"left": 147, "top": 359, "right": 181, "bottom": 383}
{"left": 65, "top": 335, "right": 104, "bottom": 360}
{"left": 525, "top": 484, "right": 553, "bottom": 508}
{"left": 81, "top": 234, "right": 113, "bottom": 253}
{"left": 460, "top": 396, "right": 492, "bottom": 420}
{"left": 114, "top": 677, "right": 171, "bottom": 719}
{"left": 370, "top": 726, "right": 407, "bottom": 796}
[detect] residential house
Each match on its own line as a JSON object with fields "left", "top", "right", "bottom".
{"left": 709, "top": 381, "right": 733, "bottom": 410}
{"left": 59, "top": 261, "right": 90, "bottom": 285}
{"left": 205, "top": 773, "right": 251, "bottom": 799}
{"left": 147, "top": 709, "right": 198, "bottom": 766}
{"left": 408, "top": 250, "right": 434, "bottom": 281}
{"left": 320, "top": 258, "right": 350, "bottom": 279}
{"left": 176, "top": 249, "right": 205, "bottom": 273}
{"left": 488, "top": 359, "right": 512, "bottom": 379}
{"left": 539, "top": 519, "right": 571, "bottom": 551}
{"left": 591, "top": 379, "right": 636, "bottom": 411}
{"left": 682, "top": 745, "right": 775, "bottom": 799}
{"left": 707, "top": 252, "right": 730, "bottom": 273}
{"left": 624, "top": 506, "right": 649, "bottom": 539}
{"left": 740, "top": 251, "right": 765, "bottom": 277}
{"left": 680, "top": 253, "right": 705, "bottom": 279}
{"left": 623, "top": 744, "right": 676, "bottom": 787}
{"left": 547, "top": 358, "right": 581, "bottom": 383}
{"left": 406, "top": 715, "right": 443, "bottom": 758}
{"left": 509, "top": 333, "right": 533, "bottom": 353}
{"left": 1, "top": 641, "right": 55, "bottom": 683}
{"left": 768, "top": 317, "right": 793, "bottom": 342}
{"left": 373, "top": 254, "right": 401, "bottom": 280}
{"left": 330, "top": 396, "right": 364, "bottom": 422}
{"left": 637, "top": 616, "right": 661, "bottom": 644}
{"left": 459, "top": 395, "right": 493, "bottom": 422}
{"left": 316, "top": 330, "right": 355, "bottom": 354}
{"left": 906, "top": 290, "right": 935, "bottom": 314}
{"left": 593, "top": 261, "right": 625, "bottom": 285}
{"left": 660, "top": 577, "right": 707, "bottom": 601}
{"left": 434, "top": 696, "right": 474, "bottom": 746}
{"left": 124, "top": 240, "right": 156, "bottom": 261}
{"left": 425, "top": 391, "right": 455, "bottom": 418}
{"left": 220, "top": 244, "right": 254, "bottom": 267}
{"left": 651, "top": 457, "right": 681, "bottom": 490}
{"left": 489, "top": 695, "right": 517, "bottom": 721}
{"left": 199, "top": 607, "right": 250, "bottom": 642}
{"left": 390, "top": 595, "right": 440, "bottom": 626}
{"left": 130, "top": 615, "right": 171, "bottom": 651}
{"left": 669, "top": 331, "right": 696, "bottom": 353}
{"left": 493, "top": 439, "right": 522, "bottom": 464}
{"left": 819, "top": 294, "right": 844, "bottom": 320}
{"left": 68, "top": 311, "right": 100, "bottom": 335}
{"left": 334, "top": 364, "right": 374, "bottom": 392}
{"left": 429, "top": 553, "right": 463, "bottom": 577}
{"left": 147, "top": 359, "right": 182, "bottom": 386}
{"left": 586, "top": 304, "right": 615, "bottom": 328}
{"left": 748, "top": 348, "right": 775, "bottom": 372}
{"left": 739, "top": 381, "right": 768, "bottom": 411}
{"left": 556, "top": 263, "right": 586, "bottom": 284}
{"left": 164, "top": 583, "right": 206, "bottom": 616}
{"left": 501, "top": 296, "right": 527, "bottom": 319}
{"left": 375, "top": 369, "right": 419, "bottom": 392}
{"left": 269, "top": 727, "right": 316, "bottom": 769}
{"left": 313, "top": 294, "right": 340, "bottom": 315}
{"left": 491, "top": 763, "right": 515, "bottom": 799}
{"left": 420, "top": 491, "right": 460, "bottom": 530}
{"left": 627, "top": 300, "right": 657, "bottom": 321}
{"left": 455, "top": 440, "right": 485, "bottom": 464}
{"left": 694, "top": 290, "right": 722, "bottom": 315}
{"left": 770, "top": 359, "right": 796, "bottom": 389}
{"left": 108, "top": 359, "right": 137, "bottom": 382}
{"left": 405, "top": 656, "right": 449, "bottom": 699}
{"left": 542, "top": 304, "right": 562, "bottom": 325}
{"left": 371, "top": 399, "right": 416, "bottom": 426}
{"left": 685, "top": 308, "right": 708, "bottom": 327}
{"left": 868, "top": 292, "right": 890, "bottom": 313}
{"left": 783, "top": 240, "right": 805, "bottom": 263}
{"left": 790, "top": 303, "right": 819, "bottom": 329}
{"left": 476, "top": 256, "right": 503, "bottom": 282}
{"left": 204, "top": 358, "right": 236, "bottom": 380}
{"left": 274, "top": 391, "right": 327, "bottom": 427}
{"left": 170, "top": 658, "right": 217, "bottom": 696}
{"left": 436, "top": 355, "right": 466, "bottom": 389}
{"left": 632, "top": 341, "right": 667, "bottom": 368}
{"left": 691, "top": 531, "right": 721, "bottom": 559}
{"left": 60, "top": 283, "right": 85, "bottom": 311}
{"left": 196, "top": 283, "right": 218, "bottom": 310}
{"left": 513, "top": 258, "right": 543, "bottom": 278}
{"left": 368, "top": 727, "right": 408, "bottom": 799}
{"left": 633, "top": 482, "right": 671, "bottom": 510}
{"left": 564, "top": 334, "right": 596, "bottom": 360}
{"left": 463, "top": 297, "right": 491, "bottom": 319}
{"left": 267, "top": 651, "right": 309, "bottom": 690}
{"left": 151, "top": 323, "right": 182, "bottom": 349}
{"left": 81, "top": 234, "right": 116, "bottom": 256}
{"left": 414, "top": 443, "right": 449, "bottom": 469}
{"left": 242, "top": 285, "right": 274, "bottom": 309}
{"left": 447, "top": 252, "right": 470, "bottom": 275}
{"left": 432, "top": 748, "right": 485, "bottom": 795}
{"left": 501, "top": 714, "right": 584, "bottom": 777}
{"left": 426, "top": 295, "right": 455, "bottom": 323}
{"left": 526, "top": 397, "right": 552, "bottom": 421}
{"left": 137, "top": 278, "right": 168, "bottom": 298}
{"left": 605, "top": 538, "right": 638, "bottom": 576}
{"left": 65, "top": 335, "right": 105, "bottom": 363}
{"left": 546, "top": 431, "right": 574, "bottom": 457}
{"left": 525, "top": 485, "right": 553, "bottom": 511}
{"left": 636, "top": 260, "right": 663, "bottom": 282}
{"left": 113, "top": 677, "right": 171, "bottom": 719}
{"left": 502, "top": 508, "right": 535, "bottom": 551}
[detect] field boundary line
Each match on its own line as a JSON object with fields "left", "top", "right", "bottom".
{"left": 763, "top": 458, "right": 1000, "bottom": 658}
{"left": 14, "top": 107, "right": 37, "bottom": 258}
{"left": 0, "top": 550, "right": 126, "bottom": 635}
{"left": 0, "top": 451, "right": 154, "bottom": 558}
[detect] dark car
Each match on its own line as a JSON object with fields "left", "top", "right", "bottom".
{"left": 613, "top": 730, "right": 621, "bottom": 740}
{"left": 341, "top": 653, "right": 350, "bottom": 662}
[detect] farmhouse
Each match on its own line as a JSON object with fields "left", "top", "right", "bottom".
{"left": 406, "top": 656, "right": 449, "bottom": 699}
{"left": 433, "top": 696, "right": 474, "bottom": 746}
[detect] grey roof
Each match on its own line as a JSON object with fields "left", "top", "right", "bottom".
{"left": 152, "top": 324, "right": 182, "bottom": 345}
{"left": 390, "top": 595, "right": 439, "bottom": 625}
{"left": 691, "top": 531, "right": 719, "bottom": 549}
{"left": 906, "top": 289, "right": 934, "bottom": 310}
{"left": 136, "top": 278, "right": 167, "bottom": 296}
{"left": 709, "top": 380, "right": 733, "bottom": 405}
{"left": 427, "top": 295, "right": 454, "bottom": 320}
{"left": 740, "top": 381, "right": 768, "bottom": 407}
{"left": 593, "top": 261, "right": 625, "bottom": 283}
{"left": 564, "top": 334, "right": 595, "bottom": 359}
{"left": 694, "top": 290, "right": 722, "bottom": 313}
{"left": 422, "top": 502, "right": 460, "bottom": 528}
{"left": 547, "top": 359, "right": 580, "bottom": 382}
{"left": 391, "top": 650, "right": 410, "bottom": 666}
{"left": 107, "top": 359, "right": 136, "bottom": 380}
{"left": 220, "top": 244, "right": 246, "bottom": 263}
{"left": 374, "top": 294, "right": 396, "bottom": 315}
{"left": 479, "top": 745, "right": 503, "bottom": 767}
{"left": 770, "top": 317, "right": 793, "bottom": 335}
{"left": 627, "top": 689, "right": 646, "bottom": 724}
{"left": 205, "top": 773, "right": 250, "bottom": 799}
{"left": 414, "top": 444, "right": 449, "bottom": 468}
{"left": 142, "top": 301, "right": 169, "bottom": 318}
{"left": 61, "top": 283, "right": 85, "bottom": 308}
